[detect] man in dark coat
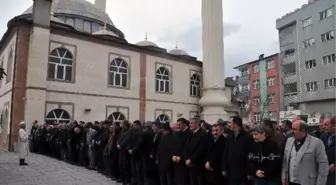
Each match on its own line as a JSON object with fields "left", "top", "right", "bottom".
{"left": 29, "top": 120, "right": 38, "bottom": 152}
{"left": 96, "top": 121, "right": 110, "bottom": 173}
{"left": 117, "top": 120, "right": 132, "bottom": 185}
{"left": 184, "top": 117, "right": 208, "bottom": 185}
{"left": 222, "top": 116, "right": 253, "bottom": 185}
{"left": 146, "top": 122, "right": 162, "bottom": 185}
{"left": 247, "top": 124, "right": 281, "bottom": 185}
{"left": 323, "top": 116, "right": 336, "bottom": 185}
{"left": 157, "top": 123, "right": 174, "bottom": 185}
{"left": 205, "top": 123, "right": 226, "bottom": 185}
{"left": 128, "top": 120, "right": 145, "bottom": 185}
{"left": 70, "top": 126, "right": 82, "bottom": 164}
{"left": 110, "top": 122, "right": 121, "bottom": 181}
{"left": 172, "top": 118, "right": 190, "bottom": 185}
{"left": 140, "top": 122, "right": 156, "bottom": 185}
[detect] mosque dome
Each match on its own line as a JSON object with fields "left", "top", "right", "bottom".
{"left": 22, "top": 0, "right": 125, "bottom": 38}
{"left": 135, "top": 34, "right": 159, "bottom": 47}
{"left": 169, "top": 49, "right": 189, "bottom": 56}
{"left": 168, "top": 43, "right": 189, "bottom": 56}
{"left": 136, "top": 40, "right": 159, "bottom": 47}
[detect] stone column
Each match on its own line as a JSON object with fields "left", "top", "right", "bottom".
{"left": 198, "top": 0, "right": 230, "bottom": 124}
{"left": 95, "top": 0, "right": 107, "bottom": 12}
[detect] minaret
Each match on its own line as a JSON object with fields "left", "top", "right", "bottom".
{"left": 95, "top": 0, "right": 107, "bottom": 12}
{"left": 198, "top": 0, "right": 230, "bottom": 124}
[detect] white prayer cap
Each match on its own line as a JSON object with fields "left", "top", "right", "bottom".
{"left": 20, "top": 121, "right": 25, "bottom": 125}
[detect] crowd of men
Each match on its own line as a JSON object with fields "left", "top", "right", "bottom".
{"left": 26, "top": 115, "right": 335, "bottom": 185}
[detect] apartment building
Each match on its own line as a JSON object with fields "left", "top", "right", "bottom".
{"left": 234, "top": 53, "right": 281, "bottom": 123}
{"left": 276, "top": 0, "right": 336, "bottom": 117}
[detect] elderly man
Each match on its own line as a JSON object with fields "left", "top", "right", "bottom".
{"left": 19, "top": 121, "right": 29, "bottom": 166}
{"left": 281, "top": 120, "right": 329, "bottom": 185}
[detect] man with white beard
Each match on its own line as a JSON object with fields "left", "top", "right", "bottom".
{"left": 19, "top": 121, "right": 29, "bottom": 165}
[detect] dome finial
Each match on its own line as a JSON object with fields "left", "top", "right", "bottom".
{"left": 103, "top": 22, "right": 107, "bottom": 30}
{"left": 50, "top": 10, "right": 54, "bottom": 17}
{"left": 175, "top": 41, "right": 178, "bottom": 49}
{"left": 145, "top": 32, "right": 148, "bottom": 41}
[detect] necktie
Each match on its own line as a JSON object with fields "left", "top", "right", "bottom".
{"left": 153, "top": 134, "right": 157, "bottom": 143}
{"left": 328, "top": 135, "right": 332, "bottom": 147}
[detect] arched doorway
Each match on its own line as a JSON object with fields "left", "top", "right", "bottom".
{"left": 45, "top": 109, "right": 71, "bottom": 125}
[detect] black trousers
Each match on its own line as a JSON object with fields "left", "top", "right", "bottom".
{"left": 110, "top": 154, "right": 119, "bottom": 179}
{"left": 188, "top": 167, "right": 205, "bottom": 185}
{"left": 174, "top": 162, "right": 189, "bottom": 185}
{"left": 206, "top": 170, "right": 226, "bottom": 185}
{"left": 160, "top": 171, "right": 173, "bottom": 185}
{"left": 118, "top": 150, "right": 131, "bottom": 182}
{"left": 227, "top": 179, "right": 249, "bottom": 185}
{"left": 78, "top": 146, "right": 88, "bottom": 166}
{"left": 71, "top": 146, "right": 79, "bottom": 164}
{"left": 131, "top": 155, "right": 144, "bottom": 185}
{"left": 97, "top": 146, "right": 105, "bottom": 170}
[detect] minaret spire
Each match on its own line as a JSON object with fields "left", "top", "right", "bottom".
{"left": 175, "top": 41, "right": 178, "bottom": 49}
{"left": 94, "top": 0, "right": 107, "bottom": 12}
{"left": 198, "top": 0, "right": 230, "bottom": 123}
{"left": 145, "top": 32, "right": 148, "bottom": 41}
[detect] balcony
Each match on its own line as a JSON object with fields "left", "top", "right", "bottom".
{"left": 281, "top": 54, "right": 297, "bottom": 65}
{"left": 237, "top": 75, "right": 249, "bottom": 84}
{"left": 284, "top": 92, "right": 299, "bottom": 105}
{"left": 283, "top": 73, "right": 297, "bottom": 84}
{"left": 280, "top": 36, "right": 295, "bottom": 47}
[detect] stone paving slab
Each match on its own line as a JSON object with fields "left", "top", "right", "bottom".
{"left": 0, "top": 150, "right": 117, "bottom": 185}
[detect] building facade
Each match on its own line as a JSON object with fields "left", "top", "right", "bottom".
{"left": 234, "top": 54, "right": 281, "bottom": 123}
{"left": 276, "top": 0, "right": 336, "bottom": 117}
{"left": 0, "top": 0, "right": 237, "bottom": 150}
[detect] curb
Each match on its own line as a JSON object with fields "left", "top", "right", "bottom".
{"left": 0, "top": 148, "right": 9, "bottom": 153}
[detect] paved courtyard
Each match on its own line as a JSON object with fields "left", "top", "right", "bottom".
{"left": 0, "top": 150, "right": 117, "bottom": 185}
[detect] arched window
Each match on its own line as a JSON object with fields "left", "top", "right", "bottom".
{"left": 45, "top": 109, "right": 71, "bottom": 125}
{"left": 48, "top": 48, "right": 73, "bottom": 81}
{"left": 107, "top": 112, "right": 126, "bottom": 122}
{"left": 109, "top": 58, "right": 128, "bottom": 87}
{"left": 156, "top": 114, "right": 170, "bottom": 124}
{"left": 190, "top": 74, "right": 201, "bottom": 97}
{"left": 156, "top": 67, "right": 170, "bottom": 93}
{"left": 6, "top": 49, "right": 13, "bottom": 83}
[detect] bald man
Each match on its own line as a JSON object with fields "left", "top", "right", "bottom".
{"left": 281, "top": 120, "right": 329, "bottom": 185}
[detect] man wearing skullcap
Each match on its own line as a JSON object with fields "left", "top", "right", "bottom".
{"left": 19, "top": 121, "right": 29, "bottom": 165}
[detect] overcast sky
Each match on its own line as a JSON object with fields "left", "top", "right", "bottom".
{"left": 0, "top": 0, "right": 307, "bottom": 77}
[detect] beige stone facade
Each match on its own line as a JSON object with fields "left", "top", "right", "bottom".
{"left": 0, "top": 0, "right": 238, "bottom": 151}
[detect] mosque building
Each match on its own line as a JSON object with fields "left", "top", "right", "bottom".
{"left": 0, "top": 0, "right": 237, "bottom": 150}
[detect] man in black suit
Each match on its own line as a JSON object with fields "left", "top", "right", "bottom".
{"left": 205, "top": 123, "right": 227, "bottom": 185}
{"left": 184, "top": 117, "right": 208, "bottom": 185}
{"left": 222, "top": 116, "right": 253, "bottom": 185}
{"left": 323, "top": 116, "right": 335, "bottom": 185}
{"left": 157, "top": 123, "right": 175, "bottom": 185}
{"left": 128, "top": 120, "right": 145, "bottom": 185}
{"left": 173, "top": 118, "right": 190, "bottom": 185}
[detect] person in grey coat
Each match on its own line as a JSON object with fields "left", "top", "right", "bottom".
{"left": 281, "top": 120, "right": 329, "bottom": 185}
{"left": 84, "top": 122, "right": 97, "bottom": 170}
